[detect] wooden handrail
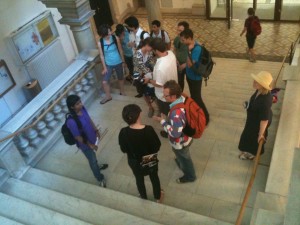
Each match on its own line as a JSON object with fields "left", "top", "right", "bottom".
{"left": 0, "top": 63, "right": 95, "bottom": 143}
{"left": 235, "top": 138, "right": 265, "bottom": 225}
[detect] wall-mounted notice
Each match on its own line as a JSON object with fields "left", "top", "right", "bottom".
{"left": 0, "top": 60, "right": 16, "bottom": 98}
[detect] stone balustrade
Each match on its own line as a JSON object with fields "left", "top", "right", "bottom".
{"left": 0, "top": 50, "right": 100, "bottom": 178}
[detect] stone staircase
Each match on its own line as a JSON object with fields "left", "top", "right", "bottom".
{"left": 0, "top": 57, "right": 285, "bottom": 224}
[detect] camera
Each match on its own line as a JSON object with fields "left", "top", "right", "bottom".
{"left": 133, "top": 72, "right": 144, "bottom": 83}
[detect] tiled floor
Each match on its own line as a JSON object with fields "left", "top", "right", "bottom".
{"left": 137, "top": 14, "right": 300, "bottom": 62}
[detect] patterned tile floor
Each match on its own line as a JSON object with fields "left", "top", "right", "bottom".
{"left": 137, "top": 15, "right": 300, "bottom": 62}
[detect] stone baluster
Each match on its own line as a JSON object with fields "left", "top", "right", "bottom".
{"left": 74, "top": 83, "right": 84, "bottom": 98}
{"left": 13, "top": 134, "right": 34, "bottom": 158}
{"left": 44, "top": 112, "right": 58, "bottom": 129}
{"left": 26, "top": 127, "right": 42, "bottom": 148}
{"left": 86, "top": 71, "right": 95, "bottom": 86}
{"left": 60, "top": 97, "right": 68, "bottom": 113}
{"left": 36, "top": 120, "right": 50, "bottom": 138}
{"left": 81, "top": 77, "right": 90, "bottom": 93}
{"left": 53, "top": 104, "right": 64, "bottom": 122}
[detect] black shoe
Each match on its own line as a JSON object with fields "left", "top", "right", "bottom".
{"left": 99, "top": 179, "right": 106, "bottom": 188}
{"left": 176, "top": 176, "right": 196, "bottom": 184}
{"left": 135, "top": 93, "right": 143, "bottom": 98}
{"left": 160, "top": 131, "right": 168, "bottom": 138}
{"left": 99, "top": 164, "right": 108, "bottom": 170}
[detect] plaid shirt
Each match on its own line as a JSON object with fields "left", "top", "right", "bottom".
{"left": 160, "top": 96, "right": 192, "bottom": 149}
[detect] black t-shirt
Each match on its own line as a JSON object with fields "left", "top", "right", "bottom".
{"left": 118, "top": 125, "right": 161, "bottom": 161}
{"left": 244, "top": 16, "right": 259, "bottom": 36}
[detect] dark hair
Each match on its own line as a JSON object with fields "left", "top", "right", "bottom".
{"left": 137, "top": 37, "right": 152, "bottom": 50}
{"left": 115, "top": 24, "right": 125, "bottom": 37}
{"left": 124, "top": 16, "right": 139, "bottom": 29}
{"left": 163, "top": 80, "right": 182, "bottom": 98}
{"left": 66, "top": 94, "right": 80, "bottom": 113}
{"left": 177, "top": 21, "right": 189, "bottom": 30}
{"left": 122, "top": 104, "right": 142, "bottom": 125}
{"left": 247, "top": 7, "right": 255, "bottom": 16}
{"left": 98, "top": 24, "right": 111, "bottom": 37}
{"left": 150, "top": 38, "right": 167, "bottom": 52}
{"left": 151, "top": 20, "right": 161, "bottom": 27}
{"left": 180, "top": 28, "right": 193, "bottom": 39}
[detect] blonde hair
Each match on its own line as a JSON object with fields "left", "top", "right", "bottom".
{"left": 260, "top": 88, "right": 270, "bottom": 95}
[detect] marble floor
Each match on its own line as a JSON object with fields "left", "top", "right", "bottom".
{"left": 136, "top": 14, "right": 300, "bottom": 62}
{"left": 36, "top": 57, "right": 284, "bottom": 224}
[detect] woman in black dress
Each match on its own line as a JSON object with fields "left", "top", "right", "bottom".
{"left": 239, "top": 71, "right": 273, "bottom": 160}
{"left": 118, "top": 104, "right": 164, "bottom": 202}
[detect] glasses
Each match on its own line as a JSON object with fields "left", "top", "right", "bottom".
{"left": 163, "top": 94, "right": 171, "bottom": 98}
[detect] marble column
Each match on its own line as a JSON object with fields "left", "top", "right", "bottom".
{"left": 38, "top": 0, "right": 97, "bottom": 52}
{"left": 144, "top": 0, "right": 163, "bottom": 30}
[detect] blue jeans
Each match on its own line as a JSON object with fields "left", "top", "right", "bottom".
{"left": 172, "top": 145, "right": 196, "bottom": 181}
{"left": 81, "top": 145, "right": 104, "bottom": 182}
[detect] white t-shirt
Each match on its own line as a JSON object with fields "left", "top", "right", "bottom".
{"left": 151, "top": 30, "right": 171, "bottom": 44}
{"left": 153, "top": 51, "right": 178, "bottom": 101}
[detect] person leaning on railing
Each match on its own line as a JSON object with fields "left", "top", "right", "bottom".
{"left": 238, "top": 71, "right": 273, "bottom": 160}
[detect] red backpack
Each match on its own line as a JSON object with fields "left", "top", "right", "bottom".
{"left": 170, "top": 95, "right": 206, "bottom": 139}
{"left": 251, "top": 17, "right": 262, "bottom": 36}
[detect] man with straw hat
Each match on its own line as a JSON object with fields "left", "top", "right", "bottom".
{"left": 238, "top": 71, "right": 273, "bottom": 160}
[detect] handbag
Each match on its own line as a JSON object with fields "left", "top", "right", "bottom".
{"left": 140, "top": 153, "right": 159, "bottom": 175}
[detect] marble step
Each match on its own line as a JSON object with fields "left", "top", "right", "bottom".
{"left": 0, "top": 216, "right": 24, "bottom": 225}
{"left": 0, "top": 192, "right": 91, "bottom": 225}
{"left": 21, "top": 168, "right": 233, "bottom": 225}
{"left": 284, "top": 148, "right": 300, "bottom": 225}
{"left": 1, "top": 178, "right": 164, "bottom": 225}
{"left": 250, "top": 192, "right": 287, "bottom": 225}
{"left": 254, "top": 208, "right": 284, "bottom": 225}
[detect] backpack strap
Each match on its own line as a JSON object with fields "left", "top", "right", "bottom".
{"left": 100, "top": 35, "right": 120, "bottom": 57}
{"left": 140, "top": 31, "right": 148, "bottom": 40}
{"left": 100, "top": 37, "right": 104, "bottom": 56}
{"left": 150, "top": 31, "right": 153, "bottom": 37}
{"left": 161, "top": 29, "right": 165, "bottom": 43}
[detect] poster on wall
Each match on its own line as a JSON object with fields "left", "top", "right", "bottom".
{"left": 0, "top": 60, "right": 16, "bottom": 98}
{"left": 8, "top": 11, "right": 58, "bottom": 65}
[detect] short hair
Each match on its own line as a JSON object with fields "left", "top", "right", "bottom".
{"left": 124, "top": 16, "right": 139, "bottom": 29}
{"left": 122, "top": 104, "right": 142, "bottom": 125}
{"left": 151, "top": 20, "right": 161, "bottom": 27}
{"left": 163, "top": 80, "right": 182, "bottom": 98}
{"left": 180, "top": 28, "right": 193, "bottom": 39}
{"left": 150, "top": 38, "right": 167, "bottom": 52}
{"left": 177, "top": 21, "right": 189, "bottom": 30}
{"left": 248, "top": 8, "right": 255, "bottom": 16}
{"left": 66, "top": 95, "right": 80, "bottom": 112}
{"left": 98, "top": 24, "right": 111, "bottom": 37}
{"left": 137, "top": 37, "right": 152, "bottom": 49}
{"left": 115, "top": 24, "right": 125, "bottom": 37}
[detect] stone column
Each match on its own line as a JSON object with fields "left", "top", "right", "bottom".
{"left": 39, "top": 0, "right": 97, "bottom": 52}
{"left": 144, "top": 0, "right": 163, "bottom": 30}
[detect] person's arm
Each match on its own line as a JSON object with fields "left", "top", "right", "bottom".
{"left": 240, "top": 27, "right": 247, "bottom": 36}
{"left": 187, "top": 44, "right": 201, "bottom": 68}
{"left": 97, "top": 40, "right": 107, "bottom": 75}
{"left": 116, "top": 36, "right": 126, "bottom": 66}
{"left": 148, "top": 126, "right": 161, "bottom": 153}
{"left": 118, "top": 128, "right": 129, "bottom": 153}
{"left": 258, "top": 120, "right": 268, "bottom": 142}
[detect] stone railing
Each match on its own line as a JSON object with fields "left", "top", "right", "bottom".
{"left": 0, "top": 50, "right": 101, "bottom": 179}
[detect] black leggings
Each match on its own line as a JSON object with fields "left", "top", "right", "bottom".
{"left": 128, "top": 159, "right": 161, "bottom": 200}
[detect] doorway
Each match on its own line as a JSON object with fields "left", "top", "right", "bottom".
{"left": 89, "top": 0, "right": 113, "bottom": 29}
{"left": 207, "top": 0, "right": 300, "bottom": 22}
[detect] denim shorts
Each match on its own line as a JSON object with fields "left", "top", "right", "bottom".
{"left": 103, "top": 63, "right": 124, "bottom": 81}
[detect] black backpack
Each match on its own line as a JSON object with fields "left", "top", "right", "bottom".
{"left": 61, "top": 113, "right": 84, "bottom": 145}
{"left": 150, "top": 29, "right": 166, "bottom": 42}
{"left": 140, "top": 30, "right": 149, "bottom": 41}
{"left": 189, "top": 43, "right": 215, "bottom": 86}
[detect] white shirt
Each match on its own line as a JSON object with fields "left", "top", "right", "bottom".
{"left": 153, "top": 51, "right": 178, "bottom": 101}
{"left": 151, "top": 30, "right": 171, "bottom": 44}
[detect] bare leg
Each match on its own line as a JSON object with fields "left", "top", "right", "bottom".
{"left": 118, "top": 79, "right": 126, "bottom": 95}
{"left": 102, "top": 81, "right": 112, "bottom": 100}
{"left": 249, "top": 48, "right": 256, "bottom": 62}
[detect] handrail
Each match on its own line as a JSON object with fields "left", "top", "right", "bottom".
{"left": 0, "top": 63, "right": 95, "bottom": 144}
{"left": 235, "top": 138, "right": 264, "bottom": 225}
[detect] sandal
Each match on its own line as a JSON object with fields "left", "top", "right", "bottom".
{"left": 100, "top": 98, "right": 112, "bottom": 104}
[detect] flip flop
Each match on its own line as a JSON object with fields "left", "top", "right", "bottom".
{"left": 100, "top": 98, "right": 112, "bottom": 104}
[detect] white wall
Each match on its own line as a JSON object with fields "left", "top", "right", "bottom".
{"left": 0, "top": 0, "right": 77, "bottom": 127}
{"left": 171, "top": 0, "right": 204, "bottom": 8}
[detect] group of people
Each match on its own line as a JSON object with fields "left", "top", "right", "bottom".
{"left": 64, "top": 9, "right": 274, "bottom": 203}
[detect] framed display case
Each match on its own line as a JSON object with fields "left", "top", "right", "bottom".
{"left": 0, "top": 60, "right": 16, "bottom": 98}
{"left": 7, "top": 11, "right": 59, "bottom": 65}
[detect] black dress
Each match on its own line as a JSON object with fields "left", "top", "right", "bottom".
{"left": 238, "top": 91, "right": 272, "bottom": 155}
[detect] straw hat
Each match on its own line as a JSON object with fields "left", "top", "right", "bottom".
{"left": 251, "top": 71, "right": 273, "bottom": 90}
